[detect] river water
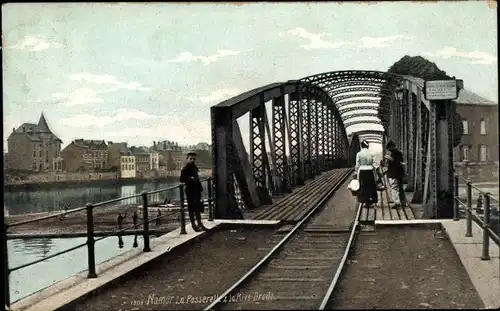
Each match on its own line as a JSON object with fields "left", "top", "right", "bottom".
{"left": 5, "top": 180, "right": 185, "bottom": 303}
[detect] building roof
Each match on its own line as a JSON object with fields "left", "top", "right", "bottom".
{"left": 72, "top": 139, "right": 107, "bottom": 150}
{"left": 9, "top": 113, "right": 62, "bottom": 143}
{"left": 130, "top": 146, "right": 151, "bottom": 155}
{"left": 455, "top": 89, "right": 497, "bottom": 106}
{"left": 37, "top": 113, "right": 52, "bottom": 133}
{"left": 109, "top": 142, "right": 132, "bottom": 155}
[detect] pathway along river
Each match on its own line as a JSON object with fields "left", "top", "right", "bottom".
{"left": 5, "top": 179, "right": 194, "bottom": 302}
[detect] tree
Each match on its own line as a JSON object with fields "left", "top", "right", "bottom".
{"left": 378, "top": 55, "right": 464, "bottom": 147}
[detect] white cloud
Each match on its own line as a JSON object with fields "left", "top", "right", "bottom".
{"left": 6, "top": 35, "right": 62, "bottom": 52}
{"left": 68, "top": 73, "right": 152, "bottom": 92}
{"left": 282, "top": 28, "right": 410, "bottom": 50}
{"left": 59, "top": 109, "right": 212, "bottom": 144}
{"left": 422, "top": 46, "right": 497, "bottom": 65}
{"left": 187, "top": 88, "right": 241, "bottom": 104}
{"left": 52, "top": 88, "right": 104, "bottom": 107}
{"left": 51, "top": 73, "right": 151, "bottom": 106}
{"left": 60, "top": 108, "right": 160, "bottom": 128}
{"left": 168, "top": 49, "right": 240, "bottom": 66}
{"left": 285, "top": 27, "right": 353, "bottom": 50}
{"left": 357, "top": 35, "right": 408, "bottom": 48}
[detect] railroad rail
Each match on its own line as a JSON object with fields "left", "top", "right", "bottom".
{"left": 251, "top": 168, "right": 353, "bottom": 222}
{"left": 204, "top": 170, "right": 361, "bottom": 310}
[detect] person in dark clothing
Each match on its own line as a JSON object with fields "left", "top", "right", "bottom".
{"left": 383, "top": 140, "right": 407, "bottom": 208}
{"left": 180, "top": 152, "right": 207, "bottom": 232}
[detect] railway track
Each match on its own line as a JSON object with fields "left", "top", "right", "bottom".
{"left": 251, "top": 168, "right": 353, "bottom": 223}
{"left": 204, "top": 172, "right": 362, "bottom": 310}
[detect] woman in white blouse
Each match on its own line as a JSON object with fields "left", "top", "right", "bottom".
{"left": 354, "top": 140, "right": 378, "bottom": 207}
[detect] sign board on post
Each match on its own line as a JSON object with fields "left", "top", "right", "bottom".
{"left": 424, "top": 80, "right": 458, "bottom": 101}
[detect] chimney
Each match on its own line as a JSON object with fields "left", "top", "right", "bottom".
{"left": 12, "top": 128, "right": 15, "bottom": 133}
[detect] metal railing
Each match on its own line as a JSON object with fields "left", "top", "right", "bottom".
{"left": 453, "top": 175, "right": 500, "bottom": 261}
{"left": 4, "top": 178, "right": 214, "bottom": 308}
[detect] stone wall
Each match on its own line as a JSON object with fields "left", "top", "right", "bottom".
{"left": 6, "top": 169, "right": 213, "bottom": 185}
{"left": 454, "top": 162, "right": 499, "bottom": 183}
{"left": 7, "top": 171, "right": 118, "bottom": 184}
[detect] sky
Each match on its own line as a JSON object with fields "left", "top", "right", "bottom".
{"left": 2, "top": 1, "right": 498, "bottom": 154}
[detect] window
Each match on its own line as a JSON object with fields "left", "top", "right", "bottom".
{"left": 480, "top": 119, "right": 486, "bottom": 135}
{"left": 462, "top": 119, "right": 469, "bottom": 134}
{"left": 32, "top": 163, "right": 37, "bottom": 170}
{"left": 122, "top": 164, "right": 125, "bottom": 171}
{"left": 33, "top": 151, "right": 37, "bottom": 158}
{"left": 462, "top": 145, "right": 469, "bottom": 161}
{"left": 479, "top": 145, "right": 488, "bottom": 162}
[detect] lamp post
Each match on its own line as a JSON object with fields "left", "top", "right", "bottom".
{"left": 394, "top": 86, "right": 404, "bottom": 147}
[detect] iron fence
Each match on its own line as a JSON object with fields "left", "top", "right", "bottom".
{"left": 4, "top": 178, "right": 214, "bottom": 308}
{"left": 453, "top": 175, "right": 500, "bottom": 261}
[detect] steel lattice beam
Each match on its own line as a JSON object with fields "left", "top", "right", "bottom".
{"left": 344, "top": 119, "right": 382, "bottom": 128}
{"left": 272, "top": 96, "right": 288, "bottom": 194}
{"left": 342, "top": 112, "right": 380, "bottom": 121}
{"left": 301, "top": 99, "right": 311, "bottom": 179}
{"left": 337, "top": 99, "right": 381, "bottom": 108}
{"left": 353, "top": 129, "right": 385, "bottom": 136}
{"left": 332, "top": 93, "right": 389, "bottom": 102}
{"left": 288, "top": 93, "right": 301, "bottom": 186}
{"left": 329, "top": 86, "right": 392, "bottom": 97}
{"left": 339, "top": 105, "right": 379, "bottom": 114}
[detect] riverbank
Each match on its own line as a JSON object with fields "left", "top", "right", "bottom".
{"left": 5, "top": 202, "right": 184, "bottom": 237}
{"left": 4, "top": 169, "right": 212, "bottom": 191}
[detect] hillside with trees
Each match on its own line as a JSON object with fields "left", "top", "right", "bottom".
{"left": 377, "top": 55, "right": 463, "bottom": 147}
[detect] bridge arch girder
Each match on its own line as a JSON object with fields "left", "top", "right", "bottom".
{"left": 342, "top": 112, "right": 379, "bottom": 121}
{"left": 325, "top": 81, "right": 386, "bottom": 93}
{"left": 353, "top": 129, "right": 385, "bottom": 136}
{"left": 333, "top": 92, "right": 390, "bottom": 103}
{"left": 337, "top": 99, "right": 381, "bottom": 108}
{"left": 358, "top": 133, "right": 384, "bottom": 139}
{"left": 339, "top": 105, "right": 379, "bottom": 114}
{"left": 299, "top": 70, "right": 403, "bottom": 85}
{"left": 344, "top": 119, "right": 382, "bottom": 128}
{"left": 329, "top": 86, "right": 392, "bottom": 97}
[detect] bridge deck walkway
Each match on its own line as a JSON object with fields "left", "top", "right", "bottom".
{"left": 330, "top": 225, "right": 486, "bottom": 309}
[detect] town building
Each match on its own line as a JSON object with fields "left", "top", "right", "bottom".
{"left": 152, "top": 140, "right": 182, "bottom": 152}
{"left": 150, "top": 150, "right": 159, "bottom": 170}
{"left": 130, "top": 146, "right": 152, "bottom": 172}
{"left": 60, "top": 139, "right": 108, "bottom": 172}
{"left": 120, "top": 155, "right": 136, "bottom": 178}
{"left": 454, "top": 90, "right": 498, "bottom": 164}
{"left": 107, "top": 142, "right": 136, "bottom": 178}
{"left": 151, "top": 140, "right": 184, "bottom": 170}
{"left": 6, "top": 113, "right": 62, "bottom": 172}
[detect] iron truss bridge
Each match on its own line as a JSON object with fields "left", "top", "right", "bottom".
{"left": 211, "top": 70, "right": 460, "bottom": 220}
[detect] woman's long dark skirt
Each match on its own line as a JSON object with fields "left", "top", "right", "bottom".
{"left": 357, "top": 169, "right": 378, "bottom": 204}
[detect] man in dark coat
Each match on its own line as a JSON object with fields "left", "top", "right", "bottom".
{"left": 180, "top": 152, "right": 207, "bottom": 232}
{"left": 384, "top": 141, "right": 407, "bottom": 208}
